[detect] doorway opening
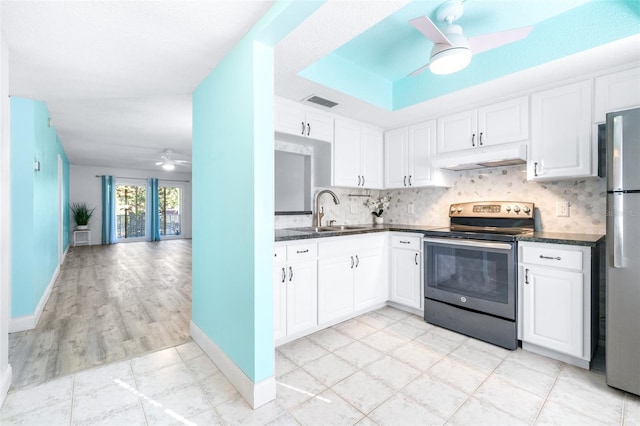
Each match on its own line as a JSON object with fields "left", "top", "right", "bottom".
{"left": 116, "top": 184, "right": 146, "bottom": 241}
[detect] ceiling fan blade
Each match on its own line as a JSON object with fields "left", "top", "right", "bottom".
{"left": 408, "top": 62, "right": 431, "bottom": 77}
{"left": 409, "top": 16, "right": 451, "bottom": 45}
{"left": 468, "top": 25, "right": 533, "bottom": 54}
{"left": 174, "top": 160, "right": 191, "bottom": 164}
{"left": 155, "top": 161, "right": 163, "bottom": 166}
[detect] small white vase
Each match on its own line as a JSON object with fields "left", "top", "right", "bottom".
{"left": 374, "top": 216, "right": 384, "bottom": 225}
{"left": 77, "top": 225, "right": 88, "bottom": 230}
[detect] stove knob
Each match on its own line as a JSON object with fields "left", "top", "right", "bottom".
{"left": 513, "top": 205, "right": 521, "bottom": 213}
{"left": 523, "top": 206, "right": 531, "bottom": 214}
{"left": 457, "top": 206, "right": 463, "bottom": 213}
{"left": 450, "top": 206, "right": 457, "bottom": 214}
{"left": 505, "top": 205, "right": 511, "bottom": 212}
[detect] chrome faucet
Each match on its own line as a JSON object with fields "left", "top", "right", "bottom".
{"left": 314, "top": 190, "right": 340, "bottom": 227}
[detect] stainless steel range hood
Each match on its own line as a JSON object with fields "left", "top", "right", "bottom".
{"left": 431, "top": 143, "right": 527, "bottom": 171}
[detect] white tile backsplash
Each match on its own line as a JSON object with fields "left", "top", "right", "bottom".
{"left": 276, "top": 164, "right": 606, "bottom": 234}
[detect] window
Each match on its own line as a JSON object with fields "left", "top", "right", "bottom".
{"left": 159, "top": 185, "right": 181, "bottom": 237}
{"left": 116, "top": 184, "right": 146, "bottom": 239}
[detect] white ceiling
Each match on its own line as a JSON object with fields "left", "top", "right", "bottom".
{"left": 2, "top": 1, "right": 639, "bottom": 172}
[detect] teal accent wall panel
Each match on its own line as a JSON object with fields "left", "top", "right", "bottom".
{"left": 191, "top": 0, "right": 322, "bottom": 384}
{"left": 10, "top": 97, "right": 69, "bottom": 318}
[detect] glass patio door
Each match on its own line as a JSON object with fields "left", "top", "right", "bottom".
{"left": 116, "top": 184, "right": 146, "bottom": 240}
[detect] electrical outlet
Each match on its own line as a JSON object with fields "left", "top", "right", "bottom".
{"left": 556, "top": 201, "right": 569, "bottom": 217}
{"left": 350, "top": 203, "right": 357, "bottom": 214}
{"left": 408, "top": 202, "right": 415, "bottom": 214}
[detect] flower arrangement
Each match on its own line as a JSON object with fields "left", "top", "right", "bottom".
{"left": 365, "top": 195, "right": 391, "bottom": 217}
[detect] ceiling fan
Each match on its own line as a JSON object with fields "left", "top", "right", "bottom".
{"left": 155, "top": 149, "right": 190, "bottom": 171}
{"left": 409, "top": 0, "right": 533, "bottom": 76}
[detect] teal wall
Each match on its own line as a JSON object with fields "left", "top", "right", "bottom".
{"left": 10, "top": 97, "right": 69, "bottom": 318}
{"left": 191, "top": 0, "right": 325, "bottom": 384}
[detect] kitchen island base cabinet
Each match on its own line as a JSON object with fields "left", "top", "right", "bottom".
{"left": 518, "top": 241, "right": 598, "bottom": 369}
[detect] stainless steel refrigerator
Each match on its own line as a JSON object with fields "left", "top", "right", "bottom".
{"left": 606, "top": 107, "right": 640, "bottom": 396}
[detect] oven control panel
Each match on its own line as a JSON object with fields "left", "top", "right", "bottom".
{"left": 449, "top": 201, "right": 535, "bottom": 218}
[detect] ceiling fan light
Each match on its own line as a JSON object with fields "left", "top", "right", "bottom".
{"left": 429, "top": 46, "right": 472, "bottom": 75}
{"left": 162, "top": 161, "right": 175, "bottom": 171}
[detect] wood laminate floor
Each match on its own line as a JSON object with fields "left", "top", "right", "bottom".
{"left": 9, "top": 239, "right": 192, "bottom": 389}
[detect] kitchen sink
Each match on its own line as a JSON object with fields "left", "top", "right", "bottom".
{"left": 289, "top": 225, "right": 370, "bottom": 233}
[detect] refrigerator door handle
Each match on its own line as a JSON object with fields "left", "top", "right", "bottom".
{"left": 612, "top": 115, "right": 624, "bottom": 190}
{"left": 613, "top": 193, "right": 624, "bottom": 268}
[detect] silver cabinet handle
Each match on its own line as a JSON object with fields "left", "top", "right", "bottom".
{"left": 281, "top": 267, "right": 286, "bottom": 283}
{"left": 301, "top": 121, "right": 305, "bottom": 136}
{"left": 479, "top": 132, "right": 483, "bottom": 146}
{"left": 403, "top": 176, "right": 407, "bottom": 186}
{"left": 355, "top": 255, "right": 359, "bottom": 267}
{"left": 307, "top": 123, "right": 311, "bottom": 136}
{"left": 289, "top": 266, "right": 293, "bottom": 282}
{"left": 525, "top": 268, "right": 530, "bottom": 284}
{"left": 296, "top": 249, "right": 308, "bottom": 254}
{"left": 415, "top": 253, "right": 418, "bottom": 265}
{"left": 471, "top": 133, "right": 476, "bottom": 147}
{"left": 534, "top": 162, "right": 538, "bottom": 177}
{"left": 357, "top": 175, "right": 361, "bottom": 186}
{"left": 350, "top": 256, "right": 354, "bottom": 269}
{"left": 362, "top": 175, "right": 365, "bottom": 186}
{"left": 539, "top": 255, "right": 561, "bottom": 261}
{"left": 408, "top": 175, "right": 412, "bottom": 186}
{"left": 399, "top": 240, "right": 410, "bottom": 244}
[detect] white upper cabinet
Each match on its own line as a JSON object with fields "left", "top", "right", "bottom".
{"left": 385, "top": 121, "right": 452, "bottom": 188}
{"left": 594, "top": 67, "right": 640, "bottom": 123}
{"left": 529, "top": 80, "right": 593, "bottom": 181}
{"left": 274, "top": 99, "right": 334, "bottom": 143}
{"left": 333, "top": 118, "right": 383, "bottom": 189}
{"left": 437, "top": 97, "right": 528, "bottom": 154}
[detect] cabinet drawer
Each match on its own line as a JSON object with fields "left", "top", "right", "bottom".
{"left": 391, "top": 235, "right": 421, "bottom": 250}
{"left": 274, "top": 246, "right": 286, "bottom": 263}
{"left": 521, "top": 245, "right": 582, "bottom": 271}
{"left": 287, "top": 243, "right": 317, "bottom": 262}
{"left": 318, "top": 235, "right": 385, "bottom": 258}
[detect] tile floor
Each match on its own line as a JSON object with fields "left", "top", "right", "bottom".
{"left": 1, "top": 306, "right": 638, "bottom": 425}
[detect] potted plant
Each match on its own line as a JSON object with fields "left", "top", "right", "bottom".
{"left": 70, "top": 202, "right": 95, "bottom": 230}
{"left": 365, "top": 195, "right": 391, "bottom": 224}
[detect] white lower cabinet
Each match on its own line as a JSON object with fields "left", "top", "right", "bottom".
{"left": 273, "top": 243, "right": 318, "bottom": 344}
{"left": 317, "top": 235, "right": 386, "bottom": 325}
{"left": 389, "top": 235, "right": 422, "bottom": 310}
{"left": 518, "top": 241, "right": 594, "bottom": 367}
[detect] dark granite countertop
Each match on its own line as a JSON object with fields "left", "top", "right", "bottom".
{"left": 276, "top": 224, "right": 605, "bottom": 247}
{"left": 520, "top": 232, "right": 605, "bottom": 247}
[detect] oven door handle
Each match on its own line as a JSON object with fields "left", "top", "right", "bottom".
{"left": 423, "top": 237, "right": 513, "bottom": 251}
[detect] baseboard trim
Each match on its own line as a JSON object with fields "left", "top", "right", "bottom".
{"left": 190, "top": 321, "right": 275, "bottom": 409}
{"left": 9, "top": 264, "right": 59, "bottom": 333}
{"left": 0, "top": 365, "right": 12, "bottom": 407}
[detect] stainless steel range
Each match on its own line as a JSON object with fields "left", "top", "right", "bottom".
{"left": 423, "top": 201, "right": 535, "bottom": 350}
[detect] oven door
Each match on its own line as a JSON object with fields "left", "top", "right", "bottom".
{"left": 424, "top": 237, "right": 516, "bottom": 320}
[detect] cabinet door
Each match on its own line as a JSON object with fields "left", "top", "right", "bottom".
{"left": 306, "top": 110, "right": 334, "bottom": 143}
{"left": 318, "top": 256, "right": 354, "bottom": 324}
{"left": 478, "top": 97, "right": 528, "bottom": 147}
{"left": 529, "top": 80, "right": 593, "bottom": 180}
{"left": 384, "top": 128, "right": 409, "bottom": 189}
{"left": 361, "top": 127, "right": 384, "bottom": 189}
{"left": 273, "top": 264, "right": 287, "bottom": 342}
{"left": 436, "top": 109, "right": 477, "bottom": 154}
{"left": 333, "top": 119, "right": 361, "bottom": 187}
{"left": 287, "top": 261, "right": 318, "bottom": 336}
{"left": 390, "top": 249, "right": 422, "bottom": 309}
{"left": 408, "top": 121, "right": 436, "bottom": 186}
{"left": 274, "top": 101, "right": 306, "bottom": 137}
{"left": 354, "top": 249, "right": 384, "bottom": 311}
{"left": 594, "top": 67, "right": 640, "bottom": 123}
{"left": 522, "top": 265, "right": 584, "bottom": 357}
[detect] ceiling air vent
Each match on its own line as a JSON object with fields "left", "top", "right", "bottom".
{"left": 304, "top": 95, "right": 339, "bottom": 108}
